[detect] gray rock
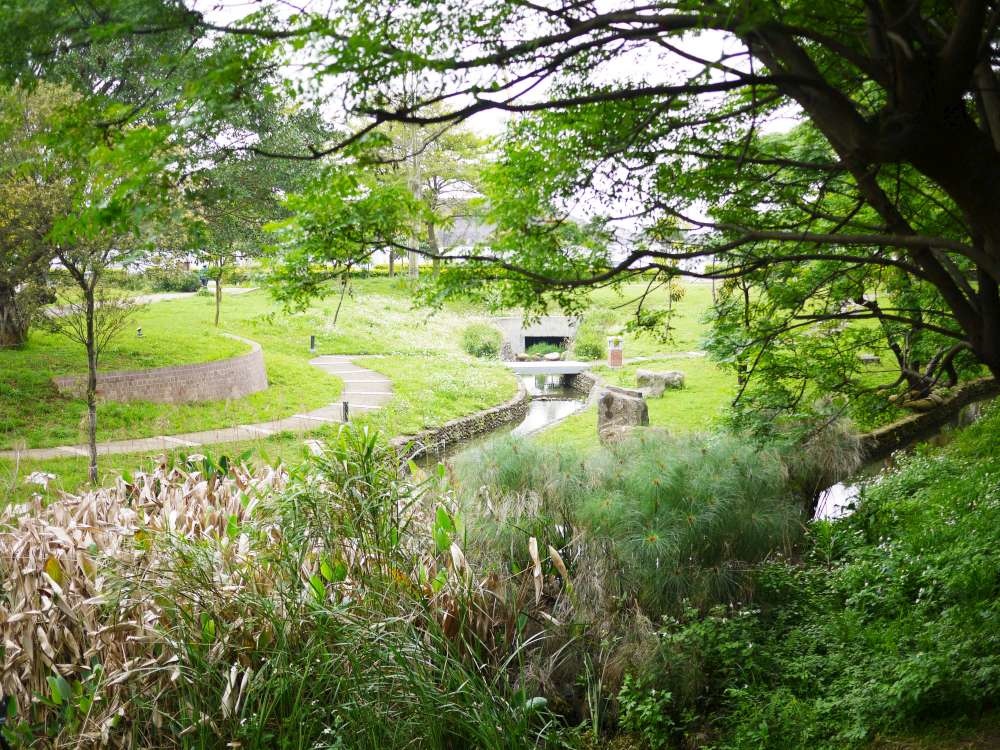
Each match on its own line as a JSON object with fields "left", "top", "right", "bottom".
{"left": 598, "top": 424, "right": 638, "bottom": 445}
{"left": 635, "top": 369, "right": 685, "bottom": 397}
{"left": 543, "top": 351, "right": 562, "bottom": 361}
{"left": 597, "top": 388, "right": 649, "bottom": 440}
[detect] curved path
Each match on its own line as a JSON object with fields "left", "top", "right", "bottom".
{"left": 0, "top": 355, "right": 391, "bottom": 462}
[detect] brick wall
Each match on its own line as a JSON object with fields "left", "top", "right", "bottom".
{"left": 52, "top": 335, "right": 269, "bottom": 404}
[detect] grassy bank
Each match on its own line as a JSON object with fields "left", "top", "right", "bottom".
{"left": 537, "top": 356, "right": 735, "bottom": 452}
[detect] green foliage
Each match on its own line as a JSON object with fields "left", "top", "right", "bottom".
{"left": 456, "top": 430, "right": 806, "bottom": 617}
{"left": 18, "top": 426, "right": 566, "bottom": 749}
{"left": 574, "top": 311, "right": 614, "bottom": 360}
{"left": 145, "top": 266, "right": 202, "bottom": 292}
{"left": 460, "top": 322, "right": 502, "bottom": 359}
{"left": 526, "top": 341, "right": 562, "bottom": 356}
{"left": 617, "top": 674, "right": 676, "bottom": 749}
{"left": 266, "top": 165, "right": 424, "bottom": 309}
{"left": 633, "top": 405, "right": 1000, "bottom": 750}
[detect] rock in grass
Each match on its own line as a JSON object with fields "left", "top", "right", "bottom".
{"left": 597, "top": 387, "right": 649, "bottom": 442}
{"left": 635, "top": 369, "right": 685, "bottom": 397}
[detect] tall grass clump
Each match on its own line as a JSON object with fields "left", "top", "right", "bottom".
{"left": 583, "top": 431, "right": 804, "bottom": 614}
{"left": 461, "top": 322, "right": 502, "bottom": 358}
{"left": 459, "top": 431, "right": 805, "bottom": 618}
{"left": 446, "top": 429, "right": 810, "bottom": 739}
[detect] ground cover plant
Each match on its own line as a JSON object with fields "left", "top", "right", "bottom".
{"left": 594, "top": 406, "right": 1000, "bottom": 749}
{"left": 461, "top": 322, "right": 503, "bottom": 358}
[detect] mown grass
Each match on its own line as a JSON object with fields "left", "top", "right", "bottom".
{"left": 537, "top": 356, "right": 736, "bottom": 453}
{"left": 353, "top": 354, "right": 518, "bottom": 436}
{"left": 0, "top": 279, "right": 508, "bottom": 451}
{"left": 580, "top": 280, "right": 716, "bottom": 357}
{"left": 1, "top": 277, "right": 721, "bottom": 500}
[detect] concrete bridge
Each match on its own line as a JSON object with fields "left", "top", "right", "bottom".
{"left": 504, "top": 360, "right": 593, "bottom": 375}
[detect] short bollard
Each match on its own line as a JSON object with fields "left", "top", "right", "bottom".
{"left": 309, "top": 335, "right": 316, "bottom": 353}
{"left": 607, "top": 335, "right": 624, "bottom": 368}
{"left": 342, "top": 401, "right": 350, "bottom": 421}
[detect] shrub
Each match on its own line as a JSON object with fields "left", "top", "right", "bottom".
{"left": 0, "top": 429, "right": 566, "bottom": 749}
{"left": 461, "top": 322, "right": 502, "bottom": 358}
{"left": 574, "top": 311, "right": 616, "bottom": 360}
{"left": 146, "top": 266, "right": 203, "bottom": 292}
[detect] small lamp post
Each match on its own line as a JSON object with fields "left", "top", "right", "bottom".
{"left": 607, "top": 335, "right": 623, "bottom": 368}
{"left": 136, "top": 327, "right": 143, "bottom": 338}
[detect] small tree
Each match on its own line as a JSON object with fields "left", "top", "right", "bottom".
{"left": 46, "top": 245, "right": 140, "bottom": 483}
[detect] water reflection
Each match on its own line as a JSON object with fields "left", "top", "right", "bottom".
{"left": 512, "top": 399, "right": 582, "bottom": 436}
{"left": 814, "top": 482, "right": 860, "bottom": 520}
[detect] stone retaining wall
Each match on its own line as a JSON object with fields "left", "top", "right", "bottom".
{"left": 567, "top": 370, "right": 601, "bottom": 397}
{"left": 390, "top": 382, "right": 531, "bottom": 461}
{"left": 860, "top": 377, "right": 999, "bottom": 461}
{"left": 53, "top": 334, "right": 268, "bottom": 404}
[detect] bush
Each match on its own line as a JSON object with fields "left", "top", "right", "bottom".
{"left": 461, "top": 322, "right": 502, "bottom": 358}
{"left": 574, "top": 310, "right": 616, "bottom": 360}
{"left": 146, "top": 266, "right": 203, "bottom": 292}
{"left": 0, "top": 429, "right": 566, "bottom": 749}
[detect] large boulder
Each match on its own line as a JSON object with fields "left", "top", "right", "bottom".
{"left": 636, "top": 369, "right": 685, "bottom": 398}
{"left": 597, "top": 386, "right": 649, "bottom": 441}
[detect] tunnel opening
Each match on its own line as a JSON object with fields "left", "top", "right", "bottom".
{"left": 524, "top": 335, "right": 569, "bottom": 350}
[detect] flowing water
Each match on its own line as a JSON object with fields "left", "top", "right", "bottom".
{"left": 813, "top": 400, "right": 990, "bottom": 521}
{"left": 416, "top": 374, "right": 585, "bottom": 466}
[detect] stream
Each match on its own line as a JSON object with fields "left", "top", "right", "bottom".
{"left": 416, "top": 374, "right": 585, "bottom": 467}
{"left": 813, "top": 400, "right": 989, "bottom": 521}
{"left": 424, "top": 375, "right": 990, "bottom": 523}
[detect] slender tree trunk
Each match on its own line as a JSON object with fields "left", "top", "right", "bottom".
{"left": 84, "top": 285, "right": 98, "bottom": 484}
{"left": 427, "top": 221, "right": 441, "bottom": 277}
{"left": 408, "top": 250, "right": 419, "bottom": 278}
{"left": 0, "top": 282, "right": 29, "bottom": 347}
{"left": 388, "top": 253, "right": 395, "bottom": 277}
{"left": 214, "top": 277, "right": 222, "bottom": 327}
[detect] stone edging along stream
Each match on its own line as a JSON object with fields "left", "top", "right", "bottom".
{"left": 389, "top": 381, "right": 531, "bottom": 461}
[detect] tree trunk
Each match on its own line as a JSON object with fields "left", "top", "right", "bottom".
{"left": 388, "top": 253, "right": 395, "bottom": 277}
{"left": 84, "top": 285, "right": 99, "bottom": 484}
{"left": 0, "top": 283, "right": 29, "bottom": 348}
{"left": 214, "top": 278, "right": 222, "bottom": 327}
{"left": 427, "top": 221, "right": 441, "bottom": 277}
{"left": 408, "top": 250, "right": 419, "bottom": 279}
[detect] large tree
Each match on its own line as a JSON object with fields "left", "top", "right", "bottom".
{"left": 0, "top": 84, "right": 74, "bottom": 347}
{"left": 8, "top": 0, "right": 1000, "bottom": 407}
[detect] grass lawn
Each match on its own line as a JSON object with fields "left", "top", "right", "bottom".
{"left": 354, "top": 355, "right": 518, "bottom": 436}
{"left": 578, "top": 279, "right": 716, "bottom": 358}
{"left": 0, "top": 291, "right": 342, "bottom": 449}
{"left": 536, "top": 355, "right": 736, "bottom": 453}
{"left": 1, "top": 277, "right": 723, "bottom": 500}
{"left": 0, "top": 277, "right": 523, "bottom": 500}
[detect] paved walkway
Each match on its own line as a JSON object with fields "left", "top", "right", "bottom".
{"left": 0, "top": 355, "right": 391, "bottom": 461}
